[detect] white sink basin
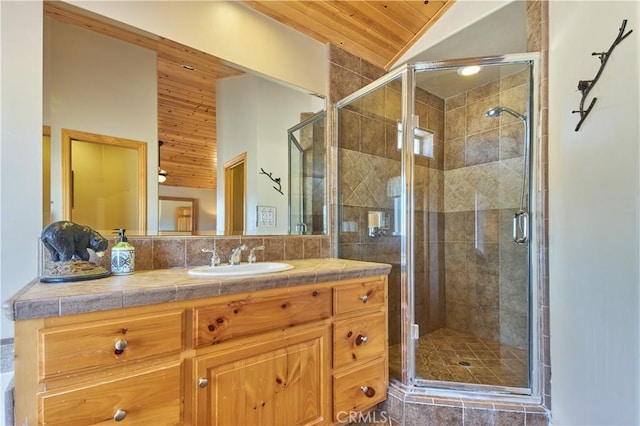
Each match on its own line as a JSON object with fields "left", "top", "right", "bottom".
{"left": 188, "top": 262, "right": 294, "bottom": 278}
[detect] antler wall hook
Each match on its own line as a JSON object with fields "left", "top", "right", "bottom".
{"left": 572, "top": 19, "right": 632, "bottom": 131}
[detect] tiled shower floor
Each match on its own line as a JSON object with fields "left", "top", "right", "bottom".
{"left": 389, "top": 328, "right": 528, "bottom": 388}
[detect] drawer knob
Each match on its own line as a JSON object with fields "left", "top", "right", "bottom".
{"left": 360, "top": 386, "right": 376, "bottom": 398}
{"left": 360, "top": 295, "right": 368, "bottom": 303}
{"left": 355, "top": 334, "right": 368, "bottom": 345}
{"left": 114, "top": 339, "right": 128, "bottom": 353}
{"left": 113, "top": 409, "right": 127, "bottom": 421}
{"left": 198, "top": 378, "right": 209, "bottom": 388}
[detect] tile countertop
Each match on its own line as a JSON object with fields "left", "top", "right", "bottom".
{"left": 3, "top": 258, "right": 391, "bottom": 322}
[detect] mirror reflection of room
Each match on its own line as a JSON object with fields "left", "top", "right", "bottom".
{"left": 61, "top": 129, "right": 147, "bottom": 236}
{"left": 42, "top": 2, "right": 326, "bottom": 237}
{"left": 158, "top": 197, "right": 198, "bottom": 235}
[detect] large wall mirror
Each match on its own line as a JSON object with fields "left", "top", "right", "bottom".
{"left": 43, "top": 2, "right": 326, "bottom": 237}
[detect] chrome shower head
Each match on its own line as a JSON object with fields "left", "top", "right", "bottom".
{"left": 485, "top": 106, "right": 526, "bottom": 122}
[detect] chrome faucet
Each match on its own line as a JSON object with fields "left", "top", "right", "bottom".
{"left": 201, "top": 248, "right": 221, "bottom": 267}
{"left": 228, "top": 244, "right": 247, "bottom": 265}
{"left": 247, "top": 245, "right": 265, "bottom": 264}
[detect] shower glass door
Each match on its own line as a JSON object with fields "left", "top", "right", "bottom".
{"left": 336, "top": 55, "right": 536, "bottom": 395}
{"left": 335, "top": 71, "right": 405, "bottom": 380}
{"left": 410, "top": 60, "right": 533, "bottom": 392}
{"left": 288, "top": 111, "right": 326, "bottom": 235}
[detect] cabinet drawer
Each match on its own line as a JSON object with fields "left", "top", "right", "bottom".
{"left": 40, "top": 310, "right": 185, "bottom": 379}
{"left": 333, "top": 279, "right": 385, "bottom": 316}
{"left": 194, "top": 287, "right": 331, "bottom": 347}
{"left": 39, "top": 361, "right": 183, "bottom": 426}
{"left": 333, "top": 312, "right": 386, "bottom": 369}
{"left": 333, "top": 357, "right": 387, "bottom": 418}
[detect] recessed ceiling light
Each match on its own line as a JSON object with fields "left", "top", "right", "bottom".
{"left": 457, "top": 65, "right": 481, "bottom": 76}
{"left": 182, "top": 64, "right": 196, "bottom": 71}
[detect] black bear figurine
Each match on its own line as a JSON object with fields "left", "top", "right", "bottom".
{"left": 41, "top": 221, "right": 108, "bottom": 262}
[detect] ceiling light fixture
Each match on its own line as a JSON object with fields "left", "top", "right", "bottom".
{"left": 181, "top": 64, "right": 196, "bottom": 71}
{"left": 457, "top": 65, "right": 481, "bottom": 76}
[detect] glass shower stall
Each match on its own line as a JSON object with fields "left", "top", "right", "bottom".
{"left": 335, "top": 54, "right": 539, "bottom": 396}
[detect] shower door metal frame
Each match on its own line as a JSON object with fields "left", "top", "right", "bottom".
{"left": 287, "top": 110, "right": 326, "bottom": 235}
{"left": 334, "top": 52, "right": 542, "bottom": 403}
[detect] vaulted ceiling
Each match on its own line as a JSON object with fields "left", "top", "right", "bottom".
{"left": 240, "top": 1, "right": 455, "bottom": 70}
{"left": 45, "top": 1, "right": 455, "bottom": 189}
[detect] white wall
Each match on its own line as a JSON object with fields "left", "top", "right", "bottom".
{"left": 216, "top": 75, "right": 259, "bottom": 235}
{"left": 548, "top": 1, "right": 640, "bottom": 425}
{"left": 0, "top": 0, "right": 43, "bottom": 341}
{"left": 2, "top": 5, "right": 44, "bottom": 417}
{"left": 46, "top": 18, "right": 158, "bottom": 234}
{"left": 393, "top": 0, "right": 513, "bottom": 66}
{"left": 67, "top": 0, "right": 328, "bottom": 96}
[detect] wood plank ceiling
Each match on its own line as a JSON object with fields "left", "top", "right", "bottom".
{"left": 240, "top": 1, "right": 456, "bottom": 70}
{"left": 44, "top": 0, "right": 454, "bottom": 190}
{"left": 156, "top": 41, "right": 243, "bottom": 189}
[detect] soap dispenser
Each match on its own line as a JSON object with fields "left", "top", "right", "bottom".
{"left": 111, "top": 228, "right": 135, "bottom": 275}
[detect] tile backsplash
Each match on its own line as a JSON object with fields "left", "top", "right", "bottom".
{"left": 39, "top": 235, "right": 330, "bottom": 273}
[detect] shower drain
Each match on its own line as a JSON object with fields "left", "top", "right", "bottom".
{"left": 458, "top": 360, "right": 471, "bottom": 366}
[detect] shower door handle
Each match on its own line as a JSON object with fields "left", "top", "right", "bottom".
{"left": 513, "top": 210, "right": 528, "bottom": 244}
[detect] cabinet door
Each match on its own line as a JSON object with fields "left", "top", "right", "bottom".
{"left": 194, "top": 323, "right": 330, "bottom": 425}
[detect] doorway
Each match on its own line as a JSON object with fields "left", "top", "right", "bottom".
{"left": 61, "top": 128, "right": 147, "bottom": 235}
{"left": 224, "top": 152, "right": 246, "bottom": 235}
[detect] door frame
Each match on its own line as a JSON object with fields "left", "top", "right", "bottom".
{"left": 223, "top": 152, "right": 247, "bottom": 235}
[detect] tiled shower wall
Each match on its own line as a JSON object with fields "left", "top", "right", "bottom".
{"left": 443, "top": 69, "right": 530, "bottom": 349}
{"left": 332, "top": 48, "right": 529, "bottom": 350}
{"left": 330, "top": 0, "right": 549, "bottom": 421}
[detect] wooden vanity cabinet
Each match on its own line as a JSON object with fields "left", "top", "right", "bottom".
{"left": 14, "top": 275, "right": 388, "bottom": 425}
{"left": 15, "top": 307, "right": 187, "bottom": 426}
{"left": 331, "top": 278, "right": 388, "bottom": 419}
